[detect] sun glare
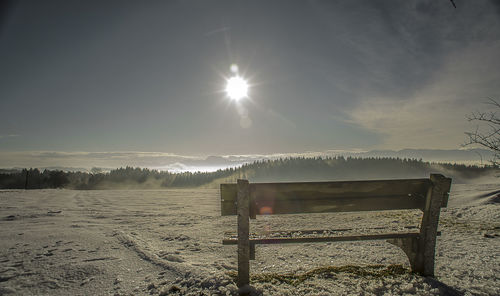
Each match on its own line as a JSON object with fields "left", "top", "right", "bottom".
{"left": 225, "top": 76, "right": 248, "bottom": 101}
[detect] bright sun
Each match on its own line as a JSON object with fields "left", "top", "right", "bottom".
{"left": 225, "top": 76, "right": 248, "bottom": 101}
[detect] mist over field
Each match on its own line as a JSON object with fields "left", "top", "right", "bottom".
{"left": 0, "top": 148, "right": 495, "bottom": 173}
{"left": 1, "top": 156, "right": 499, "bottom": 190}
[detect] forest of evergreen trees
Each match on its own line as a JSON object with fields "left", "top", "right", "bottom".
{"left": 0, "top": 156, "right": 497, "bottom": 190}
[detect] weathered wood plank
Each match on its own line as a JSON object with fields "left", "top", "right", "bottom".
{"left": 223, "top": 232, "right": 420, "bottom": 245}
{"left": 221, "top": 179, "right": 432, "bottom": 216}
{"left": 237, "top": 179, "right": 250, "bottom": 288}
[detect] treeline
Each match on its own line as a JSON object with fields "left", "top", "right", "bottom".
{"left": 0, "top": 166, "right": 236, "bottom": 189}
{"left": 0, "top": 157, "right": 497, "bottom": 190}
{"left": 0, "top": 168, "right": 71, "bottom": 189}
{"left": 236, "top": 157, "right": 497, "bottom": 183}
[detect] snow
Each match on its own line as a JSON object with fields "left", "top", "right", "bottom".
{"left": 0, "top": 182, "right": 499, "bottom": 295}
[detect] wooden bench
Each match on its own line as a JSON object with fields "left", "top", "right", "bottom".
{"left": 220, "top": 174, "right": 452, "bottom": 288}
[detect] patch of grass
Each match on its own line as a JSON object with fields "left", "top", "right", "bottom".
{"left": 227, "top": 264, "right": 409, "bottom": 286}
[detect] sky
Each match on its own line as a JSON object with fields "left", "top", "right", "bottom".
{"left": 1, "top": 0, "right": 500, "bottom": 169}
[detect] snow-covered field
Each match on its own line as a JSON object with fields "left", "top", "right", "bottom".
{"left": 0, "top": 183, "right": 499, "bottom": 295}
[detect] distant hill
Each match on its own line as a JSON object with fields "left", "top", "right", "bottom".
{"left": 353, "top": 148, "right": 493, "bottom": 164}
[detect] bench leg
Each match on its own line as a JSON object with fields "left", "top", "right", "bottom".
{"left": 237, "top": 179, "right": 250, "bottom": 288}
{"left": 387, "top": 237, "right": 419, "bottom": 272}
{"left": 416, "top": 174, "right": 451, "bottom": 276}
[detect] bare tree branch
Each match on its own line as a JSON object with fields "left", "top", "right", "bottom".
{"left": 463, "top": 99, "right": 500, "bottom": 166}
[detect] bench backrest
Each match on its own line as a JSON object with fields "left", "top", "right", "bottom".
{"left": 221, "top": 174, "right": 452, "bottom": 287}
{"left": 221, "top": 176, "right": 450, "bottom": 217}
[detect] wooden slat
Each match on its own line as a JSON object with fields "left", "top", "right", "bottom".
{"left": 224, "top": 226, "right": 423, "bottom": 237}
{"left": 223, "top": 232, "right": 420, "bottom": 245}
{"left": 221, "top": 178, "right": 432, "bottom": 216}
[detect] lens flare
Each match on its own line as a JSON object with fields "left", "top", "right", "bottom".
{"left": 230, "top": 64, "right": 239, "bottom": 73}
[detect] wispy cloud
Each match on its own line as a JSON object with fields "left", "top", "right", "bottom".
{"left": 0, "top": 151, "right": 200, "bottom": 170}
{"left": 0, "top": 134, "right": 20, "bottom": 139}
{"left": 346, "top": 40, "right": 500, "bottom": 149}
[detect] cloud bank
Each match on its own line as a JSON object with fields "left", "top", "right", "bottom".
{"left": 0, "top": 148, "right": 493, "bottom": 172}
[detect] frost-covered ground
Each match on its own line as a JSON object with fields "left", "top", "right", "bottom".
{"left": 0, "top": 182, "right": 499, "bottom": 295}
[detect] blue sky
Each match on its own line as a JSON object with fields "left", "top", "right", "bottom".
{"left": 1, "top": 0, "right": 499, "bottom": 168}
